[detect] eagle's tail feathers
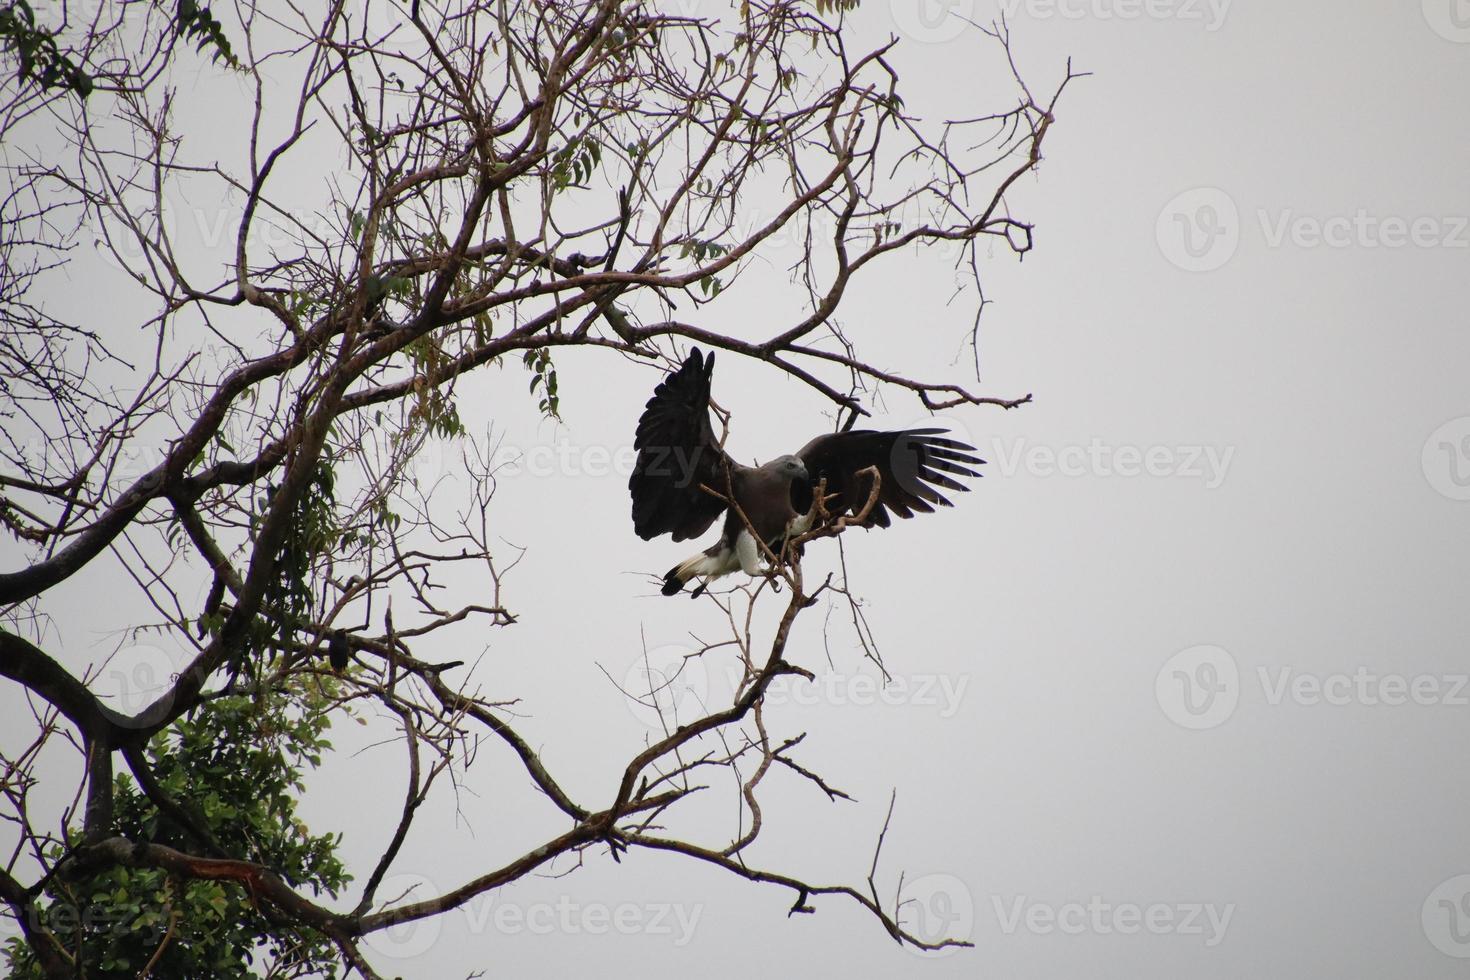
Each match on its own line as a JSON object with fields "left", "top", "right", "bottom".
{"left": 663, "top": 543, "right": 739, "bottom": 597}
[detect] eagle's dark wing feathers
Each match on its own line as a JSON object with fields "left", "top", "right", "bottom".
{"left": 629, "top": 348, "right": 735, "bottom": 541}
{"left": 795, "top": 427, "right": 985, "bottom": 529}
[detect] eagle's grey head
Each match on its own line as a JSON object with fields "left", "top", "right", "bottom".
{"left": 768, "top": 454, "right": 808, "bottom": 483}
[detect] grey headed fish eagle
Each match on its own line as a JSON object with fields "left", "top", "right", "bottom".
{"left": 628, "top": 348, "right": 986, "bottom": 596}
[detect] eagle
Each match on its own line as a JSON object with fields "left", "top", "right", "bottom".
{"left": 628, "top": 348, "right": 986, "bottom": 596}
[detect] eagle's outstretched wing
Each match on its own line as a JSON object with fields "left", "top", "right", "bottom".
{"left": 629, "top": 348, "right": 737, "bottom": 542}
{"left": 794, "top": 428, "right": 985, "bottom": 528}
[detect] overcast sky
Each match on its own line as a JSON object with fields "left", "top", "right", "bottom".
{"left": 5, "top": 0, "right": 1470, "bottom": 977}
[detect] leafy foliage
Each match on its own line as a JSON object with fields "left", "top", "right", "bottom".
{"left": 549, "top": 135, "right": 602, "bottom": 193}
{"left": 3, "top": 684, "right": 350, "bottom": 978}
{"left": 252, "top": 462, "right": 338, "bottom": 665}
{"left": 404, "top": 332, "right": 466, "bottom": 439}
{"left": 0, "top": 0, "right": 238, "bottom": 98}
{"left": 173, "top": 0, "right": 238, "bottom": 68}
{"left": 0, "top": 0, "right": 90, "bottom": 96}
{"left": 524, "top": 347, "right": 561, "bottom": 419}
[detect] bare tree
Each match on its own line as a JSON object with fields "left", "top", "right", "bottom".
{"left": 0, "top": 0, "right": 1077, "bottom": 974}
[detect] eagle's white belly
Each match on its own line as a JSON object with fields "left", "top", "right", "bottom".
{"left": 670, "top": 514, "right": 812, "bottom": 593}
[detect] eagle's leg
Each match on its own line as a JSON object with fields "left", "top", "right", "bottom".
{"left": 735, "top": 530, "right": 762, "bottom": 576}
{"left": 733, "top": 530, "right": 784, "bottom": 591}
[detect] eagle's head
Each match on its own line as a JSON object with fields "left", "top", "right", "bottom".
{"left": 771, "top": 454, "right": 808, "bottom": 483}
